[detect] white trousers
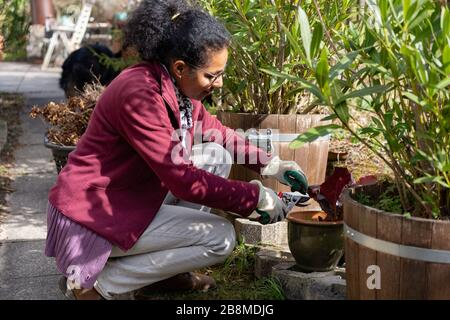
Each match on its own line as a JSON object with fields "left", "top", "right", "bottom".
{"left": 94, "top": 143, "right": 235, "bottom": 299}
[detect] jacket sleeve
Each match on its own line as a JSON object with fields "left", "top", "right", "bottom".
{"left": 116, "top": 88, "right": 259, "bottom": 217}
{"left": 197, "top": 104, "right": 273, "bottom": 173}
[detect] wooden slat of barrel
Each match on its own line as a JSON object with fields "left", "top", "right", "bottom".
{"left": 358, "top": 206, "right": 378, "bottom": 299}
{"left": 344, "top": 192, "right": 360, "bottom": 299}
{"left": 233, "top": 113, "right": 249, "bottom": 182}
{"left": 218, "top": 112, "right": 235, "bottom": 180}
{"left": 376, "top": 212, "right": 402, "bottom": 299}
{"left": 278, "top": 115, "right": 297, "bottom": 194}
{"left": 313, "top": 140, "right": 329, "bottom": 185}
{"left": 427, "top": 221, "right": 450, "bottom": 299}
{"left": 245, "top": 114, "right": 262, "bottom": 183}
{"left": 400, "top": 217, "right": 433, "bottom": 299}
{"left": 307, "top": 141, "right": 323, "bottom": 186}
{"left": 259, "top": 115, "right": 279, "bottom": 190}
{"left": 295, "top": 116, "right": 312, "bottom": 183}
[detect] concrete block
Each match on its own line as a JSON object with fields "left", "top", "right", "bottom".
{"left": 234, "top": 218, "right": 288, "bottom": 246}
{"left": 255, "top": 246, "right": 295, "bottom": 279}
{"left": 272, "top": 262, "right": 346, "bottom": 300}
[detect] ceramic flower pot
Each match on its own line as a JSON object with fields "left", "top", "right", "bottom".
{"left": 287, "top": 211, "right": 344, "bottom": 272}
{"left": 44, "top": 135, "right": 76, "bottom": 174}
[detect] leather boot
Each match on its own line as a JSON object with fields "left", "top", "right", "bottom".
{"left": 59, "top": 276, "right": 104, "bottom": 300}
{"left": 142, "top": 272, "right": 217, "bottom": 293}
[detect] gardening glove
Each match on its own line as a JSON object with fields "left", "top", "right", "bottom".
{"left": 261, "top": 156, "right": 309, "bottom": 193}
{"left": 250, "top": 180, "right": 288, "bottom": 224}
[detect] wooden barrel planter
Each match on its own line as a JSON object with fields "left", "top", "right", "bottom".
{"left": 217, "top": 112, "right": 330, "bottom": 210}
{"left": 343, "top": 185, "right": 450, "bottom": 299}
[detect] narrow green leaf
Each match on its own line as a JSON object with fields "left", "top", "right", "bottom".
{"left": 334, "top": 102, "right": 350, "bottom": 123}
{"left": 409, "top": 9, "right": 434, "bottom": 30}
{"left": 298, "top": 6, "right": 312, "bottom": 65}
{"left": 259, "top": 67, "right": 325, "bottom": 101}
{"left": 384, "top": 112, "right": 393, "bottom": 129}
{"left": 402, "top": 92, "right": 423, "bottom": 106}
{"left": 268, "top": 78, "right": 285, "bottom": 95}
{"left": 281, "top": 24, "right": 303, "bottom": 57}
{"left": 320, "top": 114, "right": 338, "bottom": 121}
{"left": 414, "top": 176, "right": 436, "bottom": 184}
{"left": 259, "top": 67, "right": 300, "bottom": 82}
{"left": 403, "top": 0, "right": 411, "bottom": 22}
{"left": 329, "top": 51, "right": 358, "bottom": 80}
{"left": 414, "top": 176, "right": 449, "bottom": 188}
{"left": 315, "top": 47, "right": 330, "bottom": 96}
{"left": 336, "top": 85, "right": 390, "bottom": 104}
{"left": 379, "top": 0, "right": 388, "bottom": 24}
{"left": 443, "top": 45, "right": 450, "bottom": 75}
{"left": 441, "top": 6, "right": 450, "bottom": 37}
{"left": 289, "top": 124, "right": 341, "bottom": 149}
{"left": 310, "top": 23, "right": 323, "bottom": 60}
{"left": 436, "top": 77, "right": 450, "bottom": 89}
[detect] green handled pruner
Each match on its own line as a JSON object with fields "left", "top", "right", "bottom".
{"left": 257, "top": 171, "right": 310, "bottom": 224}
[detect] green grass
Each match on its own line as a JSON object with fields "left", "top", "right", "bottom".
{"left": 135, "top": 239, "right": 285, "bottom": 300}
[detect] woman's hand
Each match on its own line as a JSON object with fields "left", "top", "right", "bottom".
{"left": 250, "top": 180, "right": 288, "bottom": 223}
{"left": 261, "top": 156, "right": 308, "bottom": 193}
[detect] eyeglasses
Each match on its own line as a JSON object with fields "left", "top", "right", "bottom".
{"left": 189, "top": 64, "right": 225, "bottom": 85}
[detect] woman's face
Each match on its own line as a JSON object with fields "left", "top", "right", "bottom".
{"left": 170, "top": 47, "right": 228, "bottom": 101}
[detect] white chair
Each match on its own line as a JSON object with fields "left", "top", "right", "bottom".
{"left": 41, "top": 2, "right": 93, "bottom": 70}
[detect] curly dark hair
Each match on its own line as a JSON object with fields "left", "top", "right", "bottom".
{"left": 124, "top": 0, "right": 230, "bottom": 68}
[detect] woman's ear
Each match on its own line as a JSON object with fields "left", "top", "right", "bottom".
{"left": 171, "top": 60, "right": 187, "bottom": 79}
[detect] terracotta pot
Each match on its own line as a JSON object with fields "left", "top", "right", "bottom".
{"left": 30, "top": 0, "right": 56, "bottom": 26}
{"left": 287, "top": 211, "right": 344, "bottom": 272}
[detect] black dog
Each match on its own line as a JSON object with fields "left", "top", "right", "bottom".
{"left": 59, "top": 44, "right": 121, "bottom": 98}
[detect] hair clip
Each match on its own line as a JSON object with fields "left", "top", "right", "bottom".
{"left": 171, "top": 13, "right": 181, "bottom": 21}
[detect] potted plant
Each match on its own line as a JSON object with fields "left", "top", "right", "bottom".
{"left": 29, "top": 83, "right": 103, "bottom": 173}
{"left": 278, "top": 0, "right": 450, "bottom": 298}
{"left": 286, "top": 167, "right": 354, "bottom": 272}
{"left": 197, "top": 0, "right": 356, "bottom": 197}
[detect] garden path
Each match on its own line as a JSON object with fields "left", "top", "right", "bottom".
{"left": 0, "top": 62, "right": 66, "bottom": 299}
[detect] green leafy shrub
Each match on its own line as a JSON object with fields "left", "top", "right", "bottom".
{"left": 0, "top": 0, "right": 30, "bottom": 61}
{"left": 281, "top": 0, "right": 449, "bottom": 219}
{"left": 198, "top": 0, "right": 357, "bottom": 114}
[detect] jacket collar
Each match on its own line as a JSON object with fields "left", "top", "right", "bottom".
{"left": 142, "top": 61, "right": 202, "bottom": 130}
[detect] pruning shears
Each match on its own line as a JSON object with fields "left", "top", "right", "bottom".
{"left": 257, "top": 170, "right": 310, "bottom": 224}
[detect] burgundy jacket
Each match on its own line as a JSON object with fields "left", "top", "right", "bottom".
{"left": 48, "top": 62, "right": 269, "bottom": 250}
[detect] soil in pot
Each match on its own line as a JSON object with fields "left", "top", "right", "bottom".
{"left": 287, "top": 211, "right": 344, "bottom": 273}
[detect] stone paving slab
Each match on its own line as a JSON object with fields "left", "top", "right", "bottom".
{"left": 0, "top": 240, "right": 58, "bottom": 279}
{"left": 0, "top": 274, "right": 65, "bottom": 300}
{"left": 0, "top": 212, "right": 47, "bottom": 241}
{"left": 8, "top": 173, "right": 55, "bottom": 214}
{"left": 12, "top": 145, "right": 55, "bottom": 175}
{"left": 0, "top": 62, "right": 33, "bottom": 72}
{"left": 0, "top": 240, "right": 64, "bottom": 300}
